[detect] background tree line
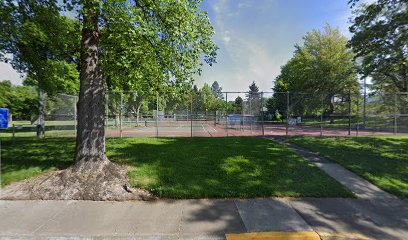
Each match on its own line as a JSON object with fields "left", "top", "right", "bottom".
{"left": 267, "top": 0, "right": 407, "bottom": 119}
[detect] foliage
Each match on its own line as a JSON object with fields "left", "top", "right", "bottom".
{"left": 191, "top": 82, "right": 226, "bottom": 113}
{"left": 271, "top": 25, "right": 358, "bottom": 116}
{"left": 101, "top": 0, "right": 218, "bottom": 98}
{"left": 245, "top": 81, "right": 261, "bottom": 115}
{"left": 348, "top": 0, "right": 408, "bottom": 92}
{"left": 198, "top": 83, "right": 217, "bottom": 112}
{"left": 0, "top": 80, "right": 37, "bottom": 120}
{"left": 79, "top": 0, "right": 218, "bottom": 135}
{"left": 269, "top": 79, "right": 288, "bottom": 117}
{"left": 287, "top": 136, "right": 408, "bottom": 198}
{"left": 0, "top": 0, "right": 80, "bottom": 95}
{"left": 234, "top": 96, "right": 244, "bottom": 113}
{"left": 211, "top": 81, "right": 224, "bottom": 100}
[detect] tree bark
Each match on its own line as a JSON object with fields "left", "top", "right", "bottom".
{"left": 75, "top": 1, "right": 107, "bottom": 165}
{"left": 114, "top": 113, "right": 120, "bottom": 128}
{"left": 36, "top": 88, "right": 45, "bottom": 139}
{"left": 136, "top": 102, "right": 142, "bottom": 125}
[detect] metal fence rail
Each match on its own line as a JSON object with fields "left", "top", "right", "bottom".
{"left": 2, "top": 91, "right": 407, "bottom": 138}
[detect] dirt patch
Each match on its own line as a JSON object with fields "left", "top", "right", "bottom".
{"left": 0, "top": 161, "right": 154, "bottom": 201}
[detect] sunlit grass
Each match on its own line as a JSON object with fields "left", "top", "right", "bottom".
{"left": 287, "top": 136, "right": 408, "bottom": 198}
{"left": 1, "top": 137, "right": 353, "bottom": 198}
{"left": 108, "top": 137, "right": 352, "bottom": 198}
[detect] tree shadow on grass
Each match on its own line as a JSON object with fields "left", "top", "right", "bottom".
{"left": 1, "top": 138, "right": 74, "bottom": 186}
{"left": 107, "top": 137, "right": 353, "bottom": 198}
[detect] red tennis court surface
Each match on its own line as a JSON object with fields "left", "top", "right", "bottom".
{"left": 106, "top": 123, "right": 403, "bottom": 138}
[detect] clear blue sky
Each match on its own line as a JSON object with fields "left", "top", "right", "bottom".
{"left": 196, "top": 0, "right": 359, "bottom": 92}
{"left": 0, "top": 0, "right": 367, "bottom": 90}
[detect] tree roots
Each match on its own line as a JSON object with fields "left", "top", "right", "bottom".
{"left": 0, "top": 160, "right": 154, "bottom": 201}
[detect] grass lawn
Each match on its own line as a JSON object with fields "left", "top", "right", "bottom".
{"left": 286, "top": 136, "right": 408, "bottom": 198}
{"left": 0, "top": 138, "right": 74, "bottom": 186}
{"left": 1, "top": 137, "right": 353, "bottom": 198}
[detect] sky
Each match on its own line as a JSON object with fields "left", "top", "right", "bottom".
{"left": 196, "top": 0, "right": 357, "bottom": 92}
{"left": 0, "top": 0, "right": 363, "bottom": 91}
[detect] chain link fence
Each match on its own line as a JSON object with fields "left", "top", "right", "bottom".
{"left": 0, "top": 93, "right": 77, "bottom": 138}
{"left": 2, "top": 91, "right": 407, "bottom": 139}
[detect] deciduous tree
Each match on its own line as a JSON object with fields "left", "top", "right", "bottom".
{"left": 0, "top": 0, "right": 80, "bottom": 138}
{"left": 1, "top": 0, "right": 217, "bottom": 200}
{"left": 348, "top": 0, "right": 408, "bottom": 92}
{"left": 272, "top": 25, "right": 358, "bottom": 116}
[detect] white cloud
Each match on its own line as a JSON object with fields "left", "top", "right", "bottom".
{"left": 221, "top": 30, "right": 232, "bottom": 44}
{"left": 238, "top": 1, "right": 252, "bottom": 9}
{"left": 0, "top": 62, "right": 24, "bottom": 85}
{"left": 196, "top": 0, "right": 291, "bottom": 92}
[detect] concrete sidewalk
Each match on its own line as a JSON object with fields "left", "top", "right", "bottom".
{"left": 0, "top": 198, "right": 407, "bottom": 239}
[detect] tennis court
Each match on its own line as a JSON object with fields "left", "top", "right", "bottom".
{"left": 105, "top": 120, "right": 399, "bottom": 138}
{"left": 3, "top": 91, "right": 407, "bottom": 139}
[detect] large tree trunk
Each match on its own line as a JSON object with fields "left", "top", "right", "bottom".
{"left": 75, "top": 1, "right": 107, "bottom": 166}
{"left": 0, "top": 0, "right": 153, "bottom": 201}
{"left": 36, "top": 88, "right": 45, "bottom": 139}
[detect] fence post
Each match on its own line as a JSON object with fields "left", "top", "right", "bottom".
{"left": 286, "top": 91, "right": 289, "bottom": 137}
{"left": 190, "top": 95, "right": 193, "bottom": 138}
{"left": 363, "top": 77, "right": 367, "bottom": 127}
{"left": 394, "top": 93, "right": 397, "bottom": 135}
{"left": 348, "top": 92, "right": 351, "bottom": 136}
{"left": 249, "top": 94, "right": 252, "bottom": 115}
{"left": 261, "top": 92, "right": 265, "bottom": 136}
{"left": 320, "top": 94, "right": 323, "bottom": 137}
{"left": 226, "top": 92, "right": 228, "bottom": 137}
{"left": 156, "top": 93, "right": 159, "bottom": 138}
{"left": 356, "top": 93, "right": 359, "bottom": 137}
{"left": 12, "top": 124, "right": 15, "bottom": 141}
{"left": 120, "top": 93, "right": 123, "bottom": 138}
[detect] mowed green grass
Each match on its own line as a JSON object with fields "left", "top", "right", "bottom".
{"left": 287, "top": 136, "right": 408, "bottom": 198}
{"left": 0, "top": 137, "right": 352, "bottom": 198}
{"left": 0, "top": 138, "right": 74, "bottom": 186}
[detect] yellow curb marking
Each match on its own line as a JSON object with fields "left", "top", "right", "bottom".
{"left": 318, "top": 232, "right": 371, "bottom": 240}
{"left": 226, "top": 231, "right": 321, "bottom": 240}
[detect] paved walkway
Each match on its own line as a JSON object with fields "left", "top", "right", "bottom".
{"left": 0, "top": 140, "right": 407, "bottom": 239}
{"left": 274, "top": 139, "right": 399, "bottom": 202}
{"left": 0, "top": 198, "right": 407, "bottom": 239}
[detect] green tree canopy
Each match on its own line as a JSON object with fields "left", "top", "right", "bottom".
{"left": 245, "top": 81, "right": 261, "bottom": 115}
{"left": 0, "top": 80, "right": 37, "bottom": 120}
{"left": 0, "top": 0, "right": 218, "bottom": 200}
{"left": 101, "top": 0, "right": 217, "bottom": 97}
{"left": 0, "top": 0, "right": 80, "bottom": 95}
{"left": 211, "top": 81, "right": 224, "bottom": 99}
{"left": 348, "top": 0, "right": 408, "bottom": 92}
{"left": 234, "top": 96, "right": 244, "bottom": 113}
{"left": 199, "top": 83, "right": 217, "bottom": 112}
{"left": 272, "top": 25, "right": 358, "bottom": 115}
{"left": 284, "top": 25, "right": 357, "bottom": 94}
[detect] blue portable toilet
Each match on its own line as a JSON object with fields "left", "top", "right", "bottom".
{"left": 0, "top": 108, "right": 9, "bottom": 129}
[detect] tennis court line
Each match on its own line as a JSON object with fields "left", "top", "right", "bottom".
{"left": 203, "top": 123, "right": 217, "bottom": 133}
